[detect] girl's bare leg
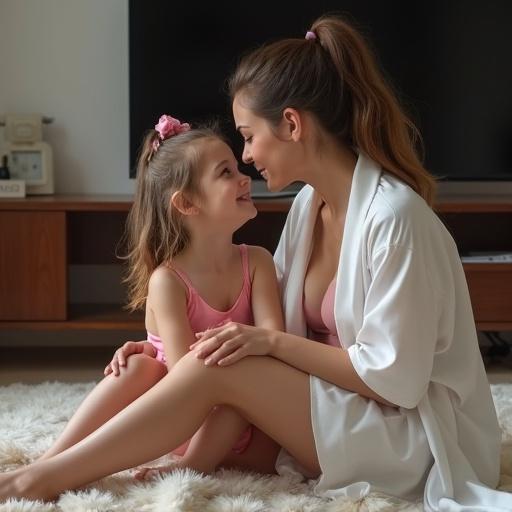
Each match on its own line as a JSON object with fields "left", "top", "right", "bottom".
{"left": 38, "top": 354, "right": 167, "bottom": 461}
{"left": 218, "top": 426, "right": 282, "bottom": 475}
{"left": 0, "top": 352, "right": 320, "bottom": 502}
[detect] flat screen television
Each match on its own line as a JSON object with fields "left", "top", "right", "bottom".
{"left": 129, "top": 1, "right": 512, "bottom": 183}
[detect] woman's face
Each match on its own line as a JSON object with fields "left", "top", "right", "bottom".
{"left": 232, "top": 95, "right": 301, "bottom": 191}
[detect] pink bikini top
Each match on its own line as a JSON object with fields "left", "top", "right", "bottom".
{"left": 303, "top": 278, "right": 340, "bottom": 347}
{"left": 148, "top": 244, "right": 253, "bottom": 359}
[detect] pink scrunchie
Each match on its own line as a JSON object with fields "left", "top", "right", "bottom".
{"left": 153, "top": 115, "right": 191, "bottom": 151}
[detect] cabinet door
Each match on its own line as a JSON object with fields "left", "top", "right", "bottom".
{"left": 465, "top": 265, "right": 512, "bottom": 324}
{"left": 0, "top": 211, "right": 67, "bottom": 320}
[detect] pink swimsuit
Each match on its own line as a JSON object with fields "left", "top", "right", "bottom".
{"left": 147, "top": 244, "right": 254, "bottom": 455}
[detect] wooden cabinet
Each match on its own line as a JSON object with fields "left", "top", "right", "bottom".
{"left": 0, "top": 211, "right": 66, "bottom": 320}
{"left": 0, "top": 194, "right": 511, "bottom": 332}
{"left": 436, "top": 198, "right": 512, "bottom": 331}
{"left": 464, "top": 265, "right": 512, "bottom": 329}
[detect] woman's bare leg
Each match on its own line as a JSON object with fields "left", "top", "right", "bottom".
{"left": 135, "top": 404, "right": 252, "bottom": 479}
{"left": 40, "top": 350, "right": 256, "bottom": 476}
{"left": 0, "top": 352, "right": 320, "bottom": 501}
{"left": 38, "top": 354, "right": 167, "bottom": 461}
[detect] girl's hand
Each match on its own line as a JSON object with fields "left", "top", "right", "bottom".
{"left": 104, "top": 341, "right": 157, "bottom": 377}
{"left": 189, "top": 322, "right": 274, "bottom": 367}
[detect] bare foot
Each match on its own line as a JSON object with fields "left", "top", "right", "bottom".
{"left": 0, "top": 468, "right": 56, "bottom": 503}
{"left": 133, "top": 460, "right": 184, "bottom": 481}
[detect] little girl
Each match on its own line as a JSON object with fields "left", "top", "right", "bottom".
{"left": 34, "top": 114, "right": 283, "bottom": 480}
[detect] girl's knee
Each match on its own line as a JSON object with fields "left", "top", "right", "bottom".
{"left": 124, "top": 353, "right": 167, "bottom": 380}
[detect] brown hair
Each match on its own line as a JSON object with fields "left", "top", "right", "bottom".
{"left": 228, "top": 14, "right": 437, "bottom": 205}
{"left": 122, "top": 127, "right": 221, "bottom": 311}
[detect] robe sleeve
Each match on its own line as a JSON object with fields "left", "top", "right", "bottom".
{"left": 347, "top": 243, "right": 441, "bottom": 409}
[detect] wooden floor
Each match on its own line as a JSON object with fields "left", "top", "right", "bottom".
{"left": 1, "top": 345, "right": 512, "bottom": 386}
{"left": 0, "top": 346, "right": 113, "bottom": 385}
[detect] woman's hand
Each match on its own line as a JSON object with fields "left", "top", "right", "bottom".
{"left": 104, "top": 341, "right": 157, "bottom": 377}
{"left": 189, "top": 322, "right": 275, "bottom": 366}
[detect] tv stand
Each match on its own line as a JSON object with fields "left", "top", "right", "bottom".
{"left": 0, "top": 194, "right": 511, "bottom": 334}
{"left": 436, "top": 195, "right": 512, "bottom": 331}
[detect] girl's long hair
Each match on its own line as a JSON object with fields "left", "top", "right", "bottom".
{"left": 122, "top": 127, "right": 219, "bottom": 311}
{"left": 228, "top": 14, "right": 437, "bottom": 205}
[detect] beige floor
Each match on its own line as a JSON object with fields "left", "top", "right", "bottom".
{"left": 1, "top": 345, "right": 512, "bottom": 385}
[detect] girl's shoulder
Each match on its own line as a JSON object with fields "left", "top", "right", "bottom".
{"left": 145, "top": 265, "right": 190, "bottom": 336}
{"left": 147, "top": 264, "right": 188, "bottom": 305}
{"left": 244, "top": 245, "right": 276, "bottom": 279}
{"left": 245, "top": 244, "right": 274, "bottom": 263}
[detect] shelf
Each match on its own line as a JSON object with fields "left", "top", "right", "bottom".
{"left": 2, "top": 193, "right": 510, "bottom": 214}
{"left": 0, "top": 194, "right": 293, "bottom": 213}
{"left": 462, "top": 263, "right": 512, "bottom": 271}
{"left": 435, "top": 195, "right": 512, "bottom": 213}
{"left": 0, "top": 304, "right": 144, "bottom": 331}
{"left": 0, "top": 195, "right": 135, "bottom": 211}
{"left": 476, "top": 322, "right": 512, "bottom": 332}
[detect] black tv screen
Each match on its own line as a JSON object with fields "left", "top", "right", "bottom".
{"left": 129, "top": 1, "right": 512, "bottom": 181}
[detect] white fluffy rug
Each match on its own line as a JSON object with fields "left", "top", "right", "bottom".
{"left": 1, "top": 382, "right": 512, "bottom": 512}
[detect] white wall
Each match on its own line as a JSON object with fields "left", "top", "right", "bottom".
{"left": 0, "top": 0, "right": 133, "bottom": 194}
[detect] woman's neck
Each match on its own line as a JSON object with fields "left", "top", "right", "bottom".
{"left": 304, "top": 139, "right": 357, "bottom": 221}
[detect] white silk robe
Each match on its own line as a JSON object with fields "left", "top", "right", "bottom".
{"left": 273, "top": 152, "right": 512, "bottom": 510}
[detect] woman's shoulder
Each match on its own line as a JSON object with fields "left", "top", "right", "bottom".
{"left": 369, "top": 173, "right": 435, "bottom": 225}
{"left": 364, "top": 173, "right": 444, "bottom": 250}
{"left": 377, "top": 171, "right": 427, "bottom": 206}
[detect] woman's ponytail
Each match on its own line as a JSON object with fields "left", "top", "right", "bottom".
{"left": 311, "top": 16, "right": 436, "bottom": 205}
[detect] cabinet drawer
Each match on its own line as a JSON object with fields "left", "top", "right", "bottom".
{"left": 0, "top": 211, "right": 67, "bottom": 320}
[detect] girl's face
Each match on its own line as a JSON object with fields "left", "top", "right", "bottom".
{"left": 232, "top": 94, "right": 301, "bottom": 191}
{"left": 195, "top": 138, "right": 256, "bottom": 229}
